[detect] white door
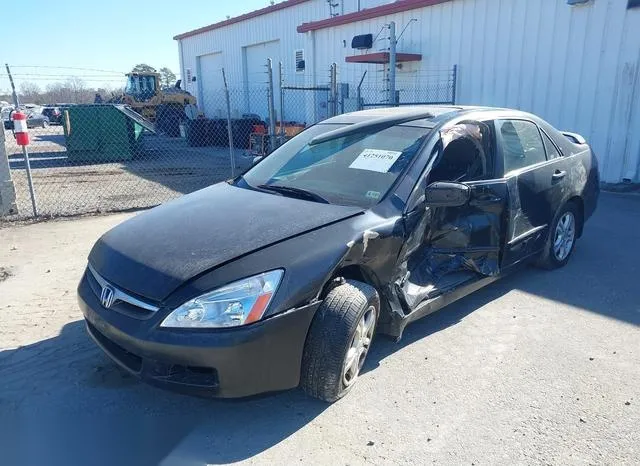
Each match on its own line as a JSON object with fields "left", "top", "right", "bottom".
{"left": 244, "top": 40, "right": 280, "bottom": 121}
{"left": 198, "top": 52, "right": 224, "bottom": 118}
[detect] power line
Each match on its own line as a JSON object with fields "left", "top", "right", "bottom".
{"left": 2, "top": 73, "right": 125, "bottom": 78}
{"left": 7, "top": 65, "right": 127, "bottom": 75}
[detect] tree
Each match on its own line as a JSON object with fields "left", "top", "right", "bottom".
{"left": 19, "top": 81, "right": 42, "bottom": 104}
{"left": 159, "top": 67, "right": 177, "bottom": 88}
{"left": 131, "top": 63, "right": 157, "bottom": 73}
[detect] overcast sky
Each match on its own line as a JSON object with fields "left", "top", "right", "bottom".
{"left": 1, "top": 0, "right": 279, "bottom": 92}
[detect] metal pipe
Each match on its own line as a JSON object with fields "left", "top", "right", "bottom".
{"left": 452, "top": 64, "right": 458, "bottom": 104}
{"left": 266, "top": 59, "right": 277, "bottom": 151}
{"left": 279, "top": 61, "right": 285, "bottom": 141}
{"left": 388, "top": 22, "right": 397, "bottom": 106}
{"left": 357, "top": 70, "right": 367, "bottom": 111}
{"left": 221, "top": 68, "right": 236, "bottom": 177}
{"left": 5, "top": 64, "right": 37, "bottom": 217}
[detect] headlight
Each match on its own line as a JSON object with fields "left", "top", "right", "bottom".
{"left": 160, "top": 270, "right": 284, "bottom": 328}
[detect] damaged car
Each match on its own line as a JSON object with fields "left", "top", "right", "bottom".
{"left": 78, "top": 106, "right": 599, "bottom": 402}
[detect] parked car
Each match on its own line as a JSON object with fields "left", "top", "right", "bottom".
{"left": 3, "top": 110, "right": 50, "bottom": 129}
{"left": 41, "top": 106, "right": 63, "bottom": 125}
{"left": 78, "top": 106, "right": 599, "bottom": 402}
{"left": 26, "top": 112, "right": 50, "bottom": 128}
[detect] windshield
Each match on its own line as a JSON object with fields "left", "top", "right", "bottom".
{"left": 125, "top": 75, "right": 157, "bottom": 101}
{"left": 242, "top": 123, "right": 430, "bottom": 207}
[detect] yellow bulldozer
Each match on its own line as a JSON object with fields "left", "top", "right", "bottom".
{"left": 104, "top": 72, "right": 197, "bottom": 136}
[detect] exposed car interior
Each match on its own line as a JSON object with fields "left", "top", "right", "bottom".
{"left": 400, "top": 121, "right": 498, "bottom": 308}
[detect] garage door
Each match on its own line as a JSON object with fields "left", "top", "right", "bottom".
{"left": 244, "top": 40, "right": 280, "bottom": 120}
{"left": 198, "top": 52, "right": 224, "bottom": 118}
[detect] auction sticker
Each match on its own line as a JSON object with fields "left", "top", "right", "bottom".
{"left": 349, "top": 149, "right": 402, "bottom": 173}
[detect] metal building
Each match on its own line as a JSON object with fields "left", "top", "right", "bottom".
{"left": 175, "top": 0, "right": 640, "bottom": 184}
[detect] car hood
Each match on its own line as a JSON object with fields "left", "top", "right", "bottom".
{"left": 89, "top": 182, "right": 363, "bottom": 302}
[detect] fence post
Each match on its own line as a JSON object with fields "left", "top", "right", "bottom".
{"left": 357, "top": 71, "right": 367, "bottom": 111}
{"left": 266, "top": 58, "right": 277, "bottom": 152}
{"left": 279, "top": 61, "right": 285, "bottom": 143}
{"left": 221, "top": 68, "right": 236, "bottom": 178}
{"left": 451, "top": 64, "right": 458, "bottom": 104}
{"left": 5, "top": 63, "right": 37, "bottom": 217}
{"left": 0, "top": 128, "right": 18, "bottom": 217}
{"left": 388, "top": 21, "right": 397, "bottom": 106}
{"left": 329, "top": 63, "right": 338, "bottom": 117}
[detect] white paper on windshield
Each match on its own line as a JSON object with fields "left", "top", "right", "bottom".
{"left": 349, "top": 149, "right": 402, "bottom": 173}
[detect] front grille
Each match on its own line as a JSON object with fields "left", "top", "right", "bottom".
{"left": 85, "top": 267, "right": 158, "bottom": 320}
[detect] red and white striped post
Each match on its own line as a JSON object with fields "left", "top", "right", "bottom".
{"left": 11, "top": 109, "right": 38, "bottom": 216}
{"left": 12, "top": 110, "right": 30, "bottom": 146}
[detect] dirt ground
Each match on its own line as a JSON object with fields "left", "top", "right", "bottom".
{"left": 0, "top": 192, "right": 638, "bottom": 466}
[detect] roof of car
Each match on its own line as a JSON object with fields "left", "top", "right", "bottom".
{"left": 322, "top": 105, "right": 530, "bottom": 128}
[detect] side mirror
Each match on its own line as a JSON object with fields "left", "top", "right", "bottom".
{"left": 425, "top": 182, "right": 470, "bottom": 207}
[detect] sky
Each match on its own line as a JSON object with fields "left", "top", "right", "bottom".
{"left": 0, "top": 0, "right": 278, "bottom": 93}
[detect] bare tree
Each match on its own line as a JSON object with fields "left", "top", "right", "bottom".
{"left": 19, "top": 82, "right": 42, "bottom": 104}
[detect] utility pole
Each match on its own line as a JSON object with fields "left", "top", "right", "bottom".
{"left": 5, "top": 63, "right": 37, "bottom": 217}
{"left": 388, "top": 21, "right": 397, "bottom": 106}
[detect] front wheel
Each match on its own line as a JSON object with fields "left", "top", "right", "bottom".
{"left": 536, "top": 202, "right": 579, "bottom": 269}
{"left": 42, "top": 120, "right": 48, "bottom": 128}
{"left": 301, "top": 280, "right": 379, "bottom": 402}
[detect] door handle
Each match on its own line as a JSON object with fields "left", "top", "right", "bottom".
{"left": 552, "top": 170, "right": 566, "bottom": 180}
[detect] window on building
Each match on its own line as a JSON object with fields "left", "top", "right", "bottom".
{"left": 542, "top": 131, "right": 562, "bottom": 159}
{"left": 628, "top": 0, "right": 640, "bottom": 8}
{"left": 295, "top": 50, "right": 305, "bottom": 72}
{"left": 495, "top": 120, "right": 547, "bottom": 175}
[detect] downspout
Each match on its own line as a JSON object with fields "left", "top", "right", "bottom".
{"left": 178, "top": 39, "right": 185, "bottom": 91}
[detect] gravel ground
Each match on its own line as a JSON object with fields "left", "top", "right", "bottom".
{"left": 3, "top": 127, "right": 251, "bottom": 221}
{"left": 0, "top": 192, "right": 638, "bottom": 466}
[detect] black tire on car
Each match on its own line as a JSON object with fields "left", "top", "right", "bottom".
{"left": 42, "top": 120, "right": 48, "bottom": 128}
{"left": 536, "top": 201, "right": 580, "bottom": 269}
{"left": 301, "top": 280, "right": 380, "bottom": 402}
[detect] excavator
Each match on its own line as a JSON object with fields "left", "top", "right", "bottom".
{"left": 102, "top": 72, "right": 197, "bottom": 136}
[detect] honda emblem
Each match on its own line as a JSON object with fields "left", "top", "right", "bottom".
{"left": 100, "top": 285, "right": 116, "bottom": 309}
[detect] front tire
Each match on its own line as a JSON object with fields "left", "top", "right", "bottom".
{"left": 301, "top": 280, "right": 379, "bottom": 402}
{"left": 536, "top": 201, "right": 579, "bottom": 269}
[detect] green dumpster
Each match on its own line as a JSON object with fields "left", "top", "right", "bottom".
{"left": 63, "top": 104, "right": 147, "bottom": 162}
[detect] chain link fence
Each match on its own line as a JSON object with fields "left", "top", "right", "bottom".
{"left": 1, "top": 62, "right": 456, "bottom": 223}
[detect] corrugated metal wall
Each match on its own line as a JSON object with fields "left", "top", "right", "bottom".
{"left": 178, "top": 0, "right": 640, "bottom": 183}
{"left": 178, "top": 1, "right": 327, "bottom": 95}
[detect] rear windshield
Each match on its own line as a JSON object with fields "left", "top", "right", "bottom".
{"left": 242, "top": 124, "right": 430, "bottom": 207}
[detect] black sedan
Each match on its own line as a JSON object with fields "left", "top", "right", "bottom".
{"left": 78, "top": 106, "right": 599, "bottom": 402}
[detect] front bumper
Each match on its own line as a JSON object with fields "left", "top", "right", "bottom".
{"left": 78, "top": 273, "right": 320, "bottom": 398}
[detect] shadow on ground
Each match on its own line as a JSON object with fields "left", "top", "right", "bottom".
{"left": 1, "top": 194, "right": 637, "bottom": 465}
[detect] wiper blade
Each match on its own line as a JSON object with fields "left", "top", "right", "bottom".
{"left": 258, "top": 184, "right": 330, "bottom": 204}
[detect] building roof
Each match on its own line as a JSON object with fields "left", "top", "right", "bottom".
{"left": 173, "top": 0, "right": 312, "bottom": 40}
{"left": 297, "top": 0, "right": 452, "bottom": 33}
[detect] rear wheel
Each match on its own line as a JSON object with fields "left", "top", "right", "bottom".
{"left": 536, "top": 201, "right": 579, "bottom": 269}
{"left": 42, "top": 120, "right": 48, "bottom": 128}
{"left": 301, "top": 280, "right": 379, "bottom": 402}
